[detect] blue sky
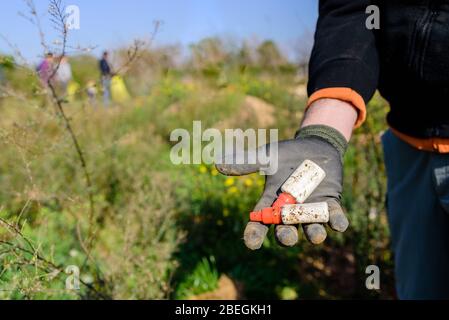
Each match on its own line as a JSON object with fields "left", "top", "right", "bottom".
{"left": 0, "top": 0, "right": 318, "bottom": 62}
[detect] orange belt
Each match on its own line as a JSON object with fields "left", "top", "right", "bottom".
{"left": 390, "top": 128, "right": 449, "bottom": 153}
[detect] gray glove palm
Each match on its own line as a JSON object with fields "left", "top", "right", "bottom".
{"left": 216, "top": 125, "right": 349, "bottom": 250}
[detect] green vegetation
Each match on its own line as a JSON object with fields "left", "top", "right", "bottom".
{"left": 0, "top": 38, "right": 394, "bottom": 299}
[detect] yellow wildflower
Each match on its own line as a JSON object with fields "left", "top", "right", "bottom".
{"left": 244, "top": 179, "right": 253, "bottom": 187}
{"left": 228, "top": 186, "right": 238, "bottom": 195}
{"left": 199, "top": 165, "right": 208, "bottom": 174}
{"left": 224, "top": 177, "right": 235, "bottom": 187}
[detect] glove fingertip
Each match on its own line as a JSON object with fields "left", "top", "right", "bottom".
{"left": 215, "top": 163, "right": 259, "bottom": 177}
{"left": 275, "top": 225, "right": 299, "bottom": 247}
{"left": 244, "top": 222, "right": 269, "bottom": 250}
{"left": 303, "top": 224, "right": 327, "bottom": 245}
{"left": 215, "top": 163, "right": 238, "bottom": 176}
{"left": 327, "top": 200, "right": 349, "bottom": 233}
{"left": 329, "top": 212, "right": 349, "bottom": 232}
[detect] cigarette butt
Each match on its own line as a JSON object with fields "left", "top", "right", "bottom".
{"left": 281, "top": 202, "right": 329, "bottom": 225}
{"left": 281, "top": 160, "right": 326, "bottom": 203}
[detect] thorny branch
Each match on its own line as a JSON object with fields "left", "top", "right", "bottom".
{"left": 37, "top": 0, "right": 97, "bottom": 260}
{"left": 112, "top": 21, "right": 161, "bottom": 76}
{"left": 0, "top": 0, "right": 101, "bottom": 297}
{"left": 1, "top": 0, "right": 158, "bottom": 298}
{"left": 0, "top": 217, "right": 110, "bottom": 299}
{"left": 20, "top": 0, "right": 49, "bottom": 54}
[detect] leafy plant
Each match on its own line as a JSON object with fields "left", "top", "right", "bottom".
{"left": 175, "top": 256, "right": 219, "bottom": 299}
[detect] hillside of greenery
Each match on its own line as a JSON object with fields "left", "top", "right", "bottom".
{"left": 0, "top": 38, "right": 394, "bottom": 299}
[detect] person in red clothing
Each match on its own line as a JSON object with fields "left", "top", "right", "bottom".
{"left": 217, "top": 0, "right": 449, "bottom": 299}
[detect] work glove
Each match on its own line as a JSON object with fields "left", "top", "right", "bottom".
{"left": 216, "top": 125, "right": 349, "bottom": 250}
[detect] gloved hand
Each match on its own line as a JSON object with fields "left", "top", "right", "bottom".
{"left": 216, "top": 125, "right": 349, "bottom": 250}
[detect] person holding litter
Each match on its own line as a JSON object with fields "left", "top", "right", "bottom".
{"left": 217, "top": 0, "right": 449, "bottom": 299}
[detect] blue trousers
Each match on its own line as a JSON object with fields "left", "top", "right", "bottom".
{"left": 382, "top": 130, "right": 449, "bottom": 299}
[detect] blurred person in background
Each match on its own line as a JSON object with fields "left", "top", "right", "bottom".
{"left": 37, "top": 52, "right": 54, "bottom": 88}
{"left": 217, "top": 0, "right": 449, "bottom": 299}
{"left": 99, "top": 51, "right": 113, "bottom": 106}
{"left": 55, "top": 55, "right": 72, "bottom": 98}
{"left": 86, "top": 80, "right": 98, "bottom": 107}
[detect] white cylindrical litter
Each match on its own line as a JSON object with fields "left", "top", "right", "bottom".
{"left": 281, "top": 160, "right": 326, "bottom": 203}
{"left": 281, "top": 202, "right": 329, "bottom": 225}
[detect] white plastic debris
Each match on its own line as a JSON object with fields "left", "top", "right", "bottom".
{"left": 281, "top": 202, "right": 329, "bottom": 225}
{"left": 281, "top": 160, "right": 326, "bottom": 203}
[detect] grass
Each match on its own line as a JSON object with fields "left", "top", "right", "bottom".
{"left": 175, "top": 256, "right": 219, "bottom": 299}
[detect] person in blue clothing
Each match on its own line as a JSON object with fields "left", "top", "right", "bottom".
{"left": 99, "top": 51, "right": 113, "bottom": 106}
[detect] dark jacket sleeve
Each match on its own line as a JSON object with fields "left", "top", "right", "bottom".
{"left": 308, "top": 0, "right": 379, "bottom": 103}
